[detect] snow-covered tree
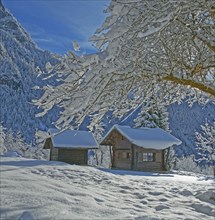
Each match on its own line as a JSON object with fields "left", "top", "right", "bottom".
{"left": 87, "top": 118, "right": 108, "bottom": 166}
{"left": 0, "top": 123, "right": 6, "bottom": 154}
{"left": 35, "top": 129, "right": 50, "bottom": 144}
{"left": 195, "top": 121, "right": 215, "bottom": 167}
{"left": 4, "top": 130, "right": 28, "bottom": 156}
{"left": 36, "top": 0, "right": 214, "bottom": 130}
{"left": 134, "top": 96, "right": 169, "bottom": 131}
{"left": 2, "top": 129, "right": 48, "bottom": 159}
{"left": 90, "top": 0, "right": 215, "bottom": 97}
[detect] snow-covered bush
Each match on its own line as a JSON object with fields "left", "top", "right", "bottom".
{"left": 2, "top": 129, "right": 49, "bottom": 160}
{"left": 23, "top": 144, "right": 49, "bottom": 160}
{"left": 4, "top": 130, "right": 28, "bottom": 156}
{"left": 175, "top": 155, "right": 214, "bottom": 175}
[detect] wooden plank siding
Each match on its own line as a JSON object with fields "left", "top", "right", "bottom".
{"left": 132, "top": 146, "right": 165, "bottom": 171}
{"left": 110, "top": 131, "right": 131, "bottom": 170}
{"left": 50, "top": 148, "right": 58, "bottom": 161}
{"left": 58, "top": 149, "right": 88, "bottom": 165}
{"left": 108, "top": 129, "right": 166, "bottom": 172}
{"left": 43, "top": 138, "right": 53, "bottom": 149}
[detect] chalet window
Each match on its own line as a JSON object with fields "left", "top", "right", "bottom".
{"left": 142, "top": 153, "right": 155, "bottom": 162}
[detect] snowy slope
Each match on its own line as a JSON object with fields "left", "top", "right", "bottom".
{"left": 168, "top": 102, "right": 215, "bottom": 158}
{"left": 1, "top": 156, "right": 214, "bottom": 220}
{"left": 0, "top": 2, "right": 59, "bottom": 143}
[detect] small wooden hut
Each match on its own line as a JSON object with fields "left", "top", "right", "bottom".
{"left": 43, "top": 129, "right": 98, "bottom": 165}
{"left": 100, "top": 125, "right": 181, "bottom": 172}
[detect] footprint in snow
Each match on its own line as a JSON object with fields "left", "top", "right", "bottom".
{"left": 140, "top": 200, "right": 148, "bottom": 204}
{"left": 94, "top": 198, "right": 105, "bottom": 203}
{"left": 119, "top": 189, "right": 129, "bottom": 194}
{"left": 148, "top": 191, "right": 162, "bottom": 196}
{"left": 119, "top": 185, "right": 133, "bottom": 190}
{"left": 179, "top": 189, "right": 193, "bottom": 196}
{"left": 155, "top": 205, "right": 170, "bottom": 211}
{"left": 159, "top": 198, "right": 168, "bottom": 202}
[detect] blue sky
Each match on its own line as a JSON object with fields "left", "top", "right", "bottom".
{"left": 2, "top": 0, "right": 109, "bottom": 54}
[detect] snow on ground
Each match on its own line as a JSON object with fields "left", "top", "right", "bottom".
{"left": 0, "top": 156, "right": 214, "bottom": 220}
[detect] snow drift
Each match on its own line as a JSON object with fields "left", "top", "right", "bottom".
{"left": 0, "top": 156, "right": 214, "bottom": 220}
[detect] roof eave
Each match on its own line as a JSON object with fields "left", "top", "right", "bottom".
{"left": 54, "top": 146, "right": 99, "bottom": 149}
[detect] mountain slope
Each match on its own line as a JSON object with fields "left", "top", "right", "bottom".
{"left": 169, "top": 102, "right": 215, "bottom": 159}
{"left": 0, "top": 1, "right": 59, "bottom": 142}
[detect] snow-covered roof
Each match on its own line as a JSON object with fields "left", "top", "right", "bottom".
{"left": 48, "top": 129, "right": 98, "bottom": 149}
{"left": 100, "top": 125, "right": 182, "bottom": 150}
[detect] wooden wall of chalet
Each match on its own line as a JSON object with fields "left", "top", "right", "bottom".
{"left": 112, "top": 131, "right": 132, "bottom": 170}
{"left": 43, "top": 138, "right": 53, "bottom": 149}
{"left": 57, "top": 149, "right": 88, "bottom": 165}
{"left": 132, "top": 146, "right": 165, "bottom": 172}
{"left": 49, "top": 147, "right": 88, "bottom": 165}
{"left": 107, "top": 129, "right": 165, "bottom": 172}
{"left": 44, "top": 138, "right": 88, "bottom": 165}
{"left": 50, "top": 147, "right": 58, "bottom": 161}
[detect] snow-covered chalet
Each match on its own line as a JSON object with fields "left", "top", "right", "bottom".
{"left": 100, "top": 125, "right": 181, "bottom": 172}
{"left": 43, "top": 129, "right": 98, "bottom": 165}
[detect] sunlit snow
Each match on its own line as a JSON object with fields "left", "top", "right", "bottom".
{"left": 1, "top": 156, "right": 214, "bottom": 220}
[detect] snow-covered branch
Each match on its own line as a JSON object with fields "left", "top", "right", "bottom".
{"left": 35, "top": 0, "right": 215, "bottom": 129}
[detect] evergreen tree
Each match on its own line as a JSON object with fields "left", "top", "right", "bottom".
{"left": 134, "top": 97, "right": 169, "bottom": 131}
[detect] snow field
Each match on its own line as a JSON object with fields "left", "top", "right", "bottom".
{"left": 0, "top": 156, "right": 214, "bottom": 220}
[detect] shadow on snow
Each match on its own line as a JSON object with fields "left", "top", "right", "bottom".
{"left": 0, "top": 157, "right": 66, "bottom": 167}
{"left": 97, "top": 167, "right": 175, "bottom": 177}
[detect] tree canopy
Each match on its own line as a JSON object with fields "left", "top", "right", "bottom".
{"left": 36, "top": 0, "right": 215, "bottom": 128}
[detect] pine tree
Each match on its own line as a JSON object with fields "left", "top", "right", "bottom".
{"left": 134, "top": 96, "right": 169, "bottom": 131}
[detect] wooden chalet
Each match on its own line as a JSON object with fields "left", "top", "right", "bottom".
{"left": 43, "top": 129, "right": 98, "bottom": 165}
{"left": 100, "top": 125, "right": 181, "bottom": 172}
